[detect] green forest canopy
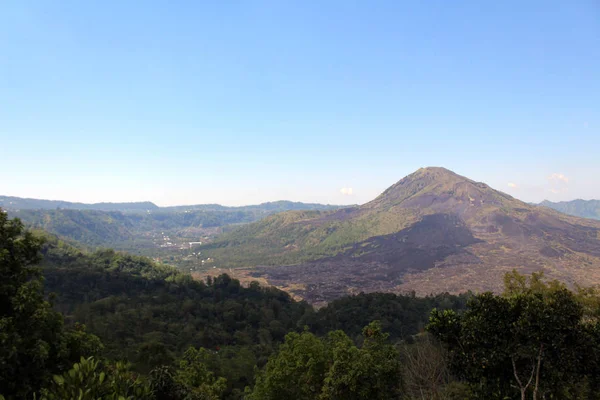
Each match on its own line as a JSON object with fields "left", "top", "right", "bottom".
{"left": 3, "top": 210, "right": 600, "bottom": 399}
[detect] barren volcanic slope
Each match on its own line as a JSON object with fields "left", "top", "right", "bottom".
{"left": 201, "top": 167, "right": 600, "bottom": 304}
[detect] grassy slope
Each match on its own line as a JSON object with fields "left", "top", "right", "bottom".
{"left": 200, "top": 168, "right": 600, "bottom": 269}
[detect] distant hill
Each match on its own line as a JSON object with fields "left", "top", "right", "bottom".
{"left": 0, "top": 195, "right": 342, "bottom": 214}
{"left": 0, "top": 195, "right": 159, "bottom": 212}
{"left": 163, "top": 200, "right": 344, "bottom": 213}
{"left": 4, "top": 200, "right": 347, "bottom": 248}
{"left": 539, "top": 199, "right": 600, "bottom": 220}
{"left": 11, "top": 209, "right": 136, "bottom": 247}
{"left": 200, "top": 167, "right": 600, "bottom": 304}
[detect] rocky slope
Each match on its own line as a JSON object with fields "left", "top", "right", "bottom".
{"left": 202, "top": 167, "right": 600, "bottom": 304}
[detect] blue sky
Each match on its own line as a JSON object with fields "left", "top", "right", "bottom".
{"left": 1, "top": 1, "right": 598, "bottom": 206}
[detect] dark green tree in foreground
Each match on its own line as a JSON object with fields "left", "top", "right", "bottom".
{"left": 0, "top": 210, "right": 101, "bottom": 398}
{"left": 248, "top": 321, "right": 402, "bottom": 400}
{"left": 38, "top": 356, "right": 154, "bottom": 400}
{"left": 428, "top": 272, "right": 600, "bottom": 399}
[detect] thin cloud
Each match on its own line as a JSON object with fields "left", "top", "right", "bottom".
{"left": 548, "top": 173, "right": 569, "bottom": 184}
{"left": 549, "top": 188, "right": 568, "bottom": 194}
{"left": 507, "top": 182, "right": 518, "bottom": 188}
{"left": 340, "top": 187, "right": 353, "bottom": 196}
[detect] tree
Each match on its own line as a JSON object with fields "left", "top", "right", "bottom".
{"left": 176, "top": 347, "right": 227, "bottom": 400}
{"left": 320, "top": 321, "right": 402, "bottom": 400}
{"left": 249, "top": 329, "right": 329, "bottom": 400}
{"left": 428, "top": 286, "right": 587, "bottom": 399}
{"left": 38, "top": 356, "right": 153, "bottom": 400}
{"left": 0, "top": 211, "right": 100, "bottom": 398}
{"left": 249, "top": 322, "right": 402, "bottom": 400}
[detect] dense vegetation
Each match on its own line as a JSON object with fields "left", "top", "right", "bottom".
{"left": 37, "top": 231, "right": 472, "bottom": 398}
{"left": 38, "top": 235, "right": 311, "bottom": 398}
{"left": 0, "top": 211, "right": 102, "bottom": 398}
{"left": 12, "top": 209, "right": 136, "bottom": 247}
{"left": 4, "top": 209, "right": 600, "bottom": 399}
{"left": 8, "top": 208, "right": 262, "bottom": 248}
{"left": 429, "top": 272, "right": 600, "bottom": 399}
{"left": 307, "top": 291, "right": 471, "bottom": 342}
{"left": 6, "top": 200, "right": 344, "bottom": 250}
{"left": 247, "top": 321, "right": 402, "bottom": 400}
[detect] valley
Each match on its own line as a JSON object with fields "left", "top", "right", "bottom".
{"left": 3, "top": 200, "right": 345, "bottom": 271}
{"left": 6, "top": 167, "right": 600, "bottom": 306}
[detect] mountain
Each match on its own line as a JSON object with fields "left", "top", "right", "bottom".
{"left": 5, "top": 201, "right": 347, "bottom": 249}
{"left": 0, "top": 195, "right": 159, "bottom": 212}
{"left": 10, "top": 209, "right": 136, "bottom": 247}
{"left": 201, "top": 167, "right": 600, "bottom": 304}
{"left": 539, "top": 199, "right": 600, "bottom": 220}
{"left": 0, "top": 195, "right": 342, "bottom": 213}
{"left": 162, "top": 200, "right": 345, "bottom": 213}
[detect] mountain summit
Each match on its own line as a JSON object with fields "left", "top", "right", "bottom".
{"left": 364, "top": 167, "right": 515, "bottom": 213}
{"left": 201, "top": 168, "right": 600, "bottom": 304}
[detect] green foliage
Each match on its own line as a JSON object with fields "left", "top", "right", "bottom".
{"left": 249, "top": 329, "right": 329, "bottom": 400}
{"left": 36, "top": 236, "right": 311, "bottom": 398}
{"left": 248, "top": 322, "right": 402, "bottom": 400}
{"left": 307, "top": 291, "right": 469, "bottom": 342}
{"left": 11, "top": 206, "right": 600, "bottom": 400}
{"left": 503, "top": 270, "right": 566, "bottom": 297}
{"left": 37, "top": 349, "right": 230, "bottom": 400}
{"left": 176, "top": 347, "right": 227, "bottom": 400}
{"left": 149, "top": 366, "right": 181, "bottom": 400}
{"left": 0, "top": 211, "right": 102, "bottom": 398}
{"left": 428, "top": 277, "right": 600, "bottom": 399}
{"left": 321, "top": 322, "right": 402, "bottom": 400}
{"left": 33, "top": 226, "right": 472, "bottom": 399}
{"left": 39, "top": 356, "right": 153, "bottom": 400}
{"left": 10, "top": 209, "right": 135, "bottom": 248}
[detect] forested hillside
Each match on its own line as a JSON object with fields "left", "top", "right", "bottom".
{"left": 4, "top": 210, "right": 600, "bottom": 399}
{"left": 6, "top": 200, "right": 345, "bottom": 251}
{"left": 37, "top": 231, "right": 471, "bottom": 398}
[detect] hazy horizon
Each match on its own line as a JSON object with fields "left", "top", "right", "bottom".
{"left": 2, "top": 165, "right": 599, "bottom": 208}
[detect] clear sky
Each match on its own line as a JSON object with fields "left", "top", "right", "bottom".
{"left": 1, "top": 1, "right": 598, "bottom": 206}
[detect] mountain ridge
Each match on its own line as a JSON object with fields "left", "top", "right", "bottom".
{"left": 0, "top": 195, "right": 345, "bottom": 213}
{"left": 200, "top": 167, "right": 600, "bottom": 304}
{"left": 4, "top": 201, "right": 348, "bottom": 249}
{"left": 539, "top": 199, "right": 600, "bottom": 220}
{"left": 0, "top": 195, "right": 159, "bottom": 212}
